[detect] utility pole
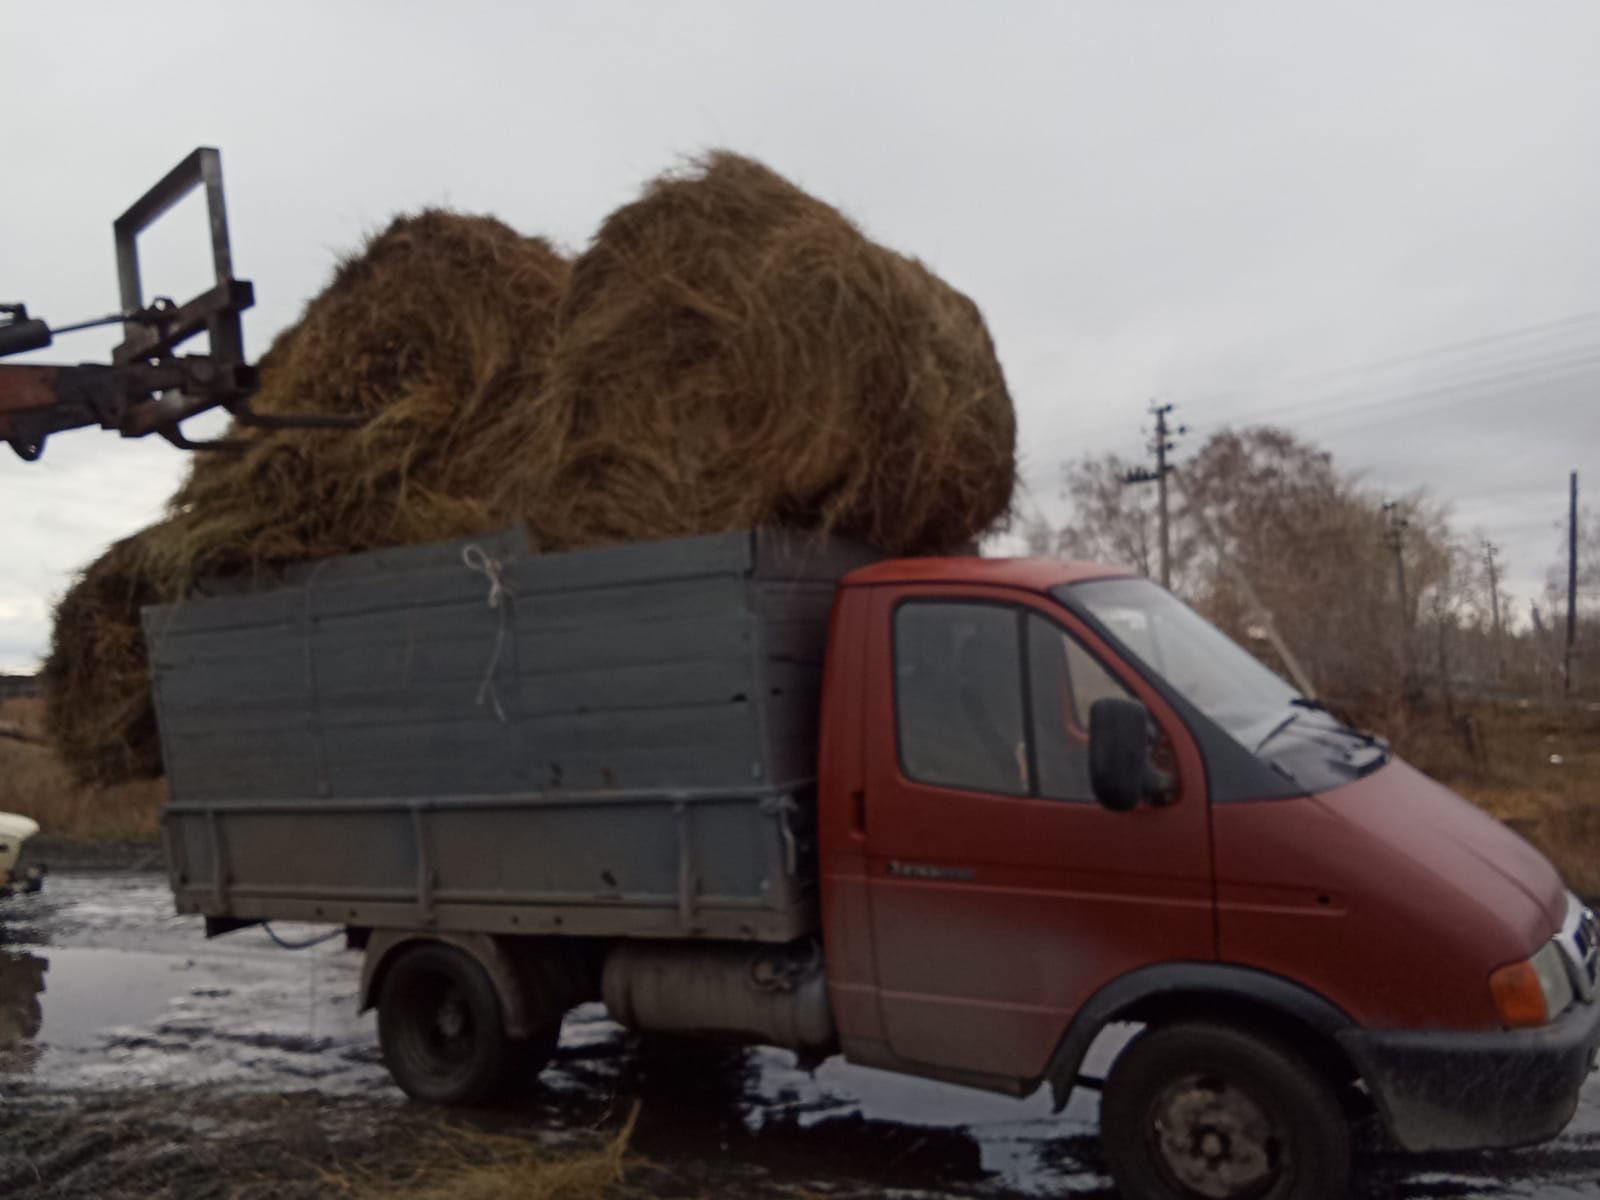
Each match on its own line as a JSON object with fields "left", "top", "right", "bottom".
{"left": 1566, "top": 470, "right": 1579, "bottom": 698}
{"left": 1383, "top": 501, "right": 1414, "bottom": 695}
{"left": 1483, "top": 539, "right": 1503, "bottom": 681}
{"left": 1120, "top": 401, "right": 1185, "bottom": 588}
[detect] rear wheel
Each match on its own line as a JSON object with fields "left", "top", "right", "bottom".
{"left": 1100, "top": 1021, "right": 1351, "bottom": 1200}
{"left": 378, "top": 942, "right": 534, "bottom": 1105}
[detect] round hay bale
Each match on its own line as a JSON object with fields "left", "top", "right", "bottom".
{"left": 142, "top": 210, "right": 572, "bottom": 590}
{"left": 41, "top": 530, "right": 170, "bottom": 786}
{"left": 506, "top": 152, "right": 1015, "bottom": 555}
{"left": 49, "top": 212, "right": 572, "bottom": 782}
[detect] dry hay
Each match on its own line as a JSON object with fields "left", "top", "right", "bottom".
{"left": 318, "top": 1106, "right": 637, "bottom": 1200}
{"left": 503, "top": 151, "right": 1015, "bottom": 555}
{"left": 46, "top": 213, "right": 570, "bottom": 783}
{"left": 143, "top": 210, "right": 571, "bottom": 586}
{"left": 45, "top": 154, "right": 1016, "bottom": 784}
{"left": 41, "top": 531, "right": 169, "bottom": 785}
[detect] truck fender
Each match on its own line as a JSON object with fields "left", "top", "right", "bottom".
{"left": 1039, "top": 962, "right": 1357, "bottom": 1111}
{"left": 360, "top": 930, "right": 532, "bottom": 1039}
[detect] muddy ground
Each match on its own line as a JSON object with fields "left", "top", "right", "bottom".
{"left": 2, "top": 873, "right": 1598, "bottom": 1199}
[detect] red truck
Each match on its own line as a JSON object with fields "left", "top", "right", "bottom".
{"left": 8, "top": 148, "right": 1598, "bottom": 1200}
{"left": 127, "top": 529, "right": 1599, "bottom": 1200}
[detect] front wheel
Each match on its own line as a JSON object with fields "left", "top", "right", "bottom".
{"left": 1100, "top": 1021, "right": 1351, "bottom": 1200}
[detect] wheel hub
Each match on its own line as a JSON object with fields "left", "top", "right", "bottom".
{"left": 435, "top": 994, "right": 467, "bottom": 1041}
{"left": 1152, "top": 1075, "right": 1280, "bottom": 1198}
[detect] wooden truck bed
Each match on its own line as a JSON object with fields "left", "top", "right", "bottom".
{"left": 145, "top": 528, "right": 878, "bottom": 942}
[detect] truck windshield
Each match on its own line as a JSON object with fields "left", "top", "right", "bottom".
{"left": 1060, "top": 577, "right": 1300, "bottom": 750}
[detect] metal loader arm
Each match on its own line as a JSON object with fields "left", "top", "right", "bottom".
{"left": 0, "top": 147, "right": 360, "bottom": 462}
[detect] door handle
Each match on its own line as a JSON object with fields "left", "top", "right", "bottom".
{"left": 850, "top": 789, "right": 866, "bottom": 839}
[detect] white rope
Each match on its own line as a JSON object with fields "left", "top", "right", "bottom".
{"left": 462, "top": 544, "right": 513, "bottom": 722}
{"left": 760, "top": 793, "right": 801, "bottom": 876}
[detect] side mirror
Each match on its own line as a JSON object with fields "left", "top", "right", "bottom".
{"left": 1088, "top": 697, "right": 1166, "bottom": 812}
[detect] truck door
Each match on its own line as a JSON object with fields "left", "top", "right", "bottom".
{"left": 861, "top": 586, "right": 1213, "bottom": 1085}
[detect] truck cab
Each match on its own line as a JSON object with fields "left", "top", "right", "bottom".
{"left": 818, "top": 556, "right": 1599, "bottom": 1198}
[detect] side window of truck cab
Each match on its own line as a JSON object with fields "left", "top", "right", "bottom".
{"left": 894, "top": 602, "right": 1028, "bottom": 795}
{"left": 893, "top": 601, "right": 1132, "bottom": 802}
{"left": 1026, "top": 614, "right": 1132, "bottom": 801}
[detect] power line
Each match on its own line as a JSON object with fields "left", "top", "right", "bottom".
{"left": 1212, "top": 344, "right": 1600, "bottom": 431}
{"left": 1298, "top": 312, "right": 1600, "bottom": 383}
{"left": 1208, "top": 311, "right": 1600, "bottom": 413}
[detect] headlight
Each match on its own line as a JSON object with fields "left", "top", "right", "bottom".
{"left": 1491, "top": 941, "right": 1576, "bottom": 1028}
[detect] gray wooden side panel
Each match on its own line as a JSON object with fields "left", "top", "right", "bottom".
{"left": 755, "top": 581, "right": 838, "bottom": 635}
{"left": 165, "top": 717, "right": 521, "bottom": 802}
{"left": 508, "top": 531, "right": 755, "bottom": 595}
{"left": 184, "top": 811, "right": 418, "bottom": 892}
{"left": 160, "top": 686, "right": 508, "bottom": 736}
{"left": 511, "top": 575, "right": 750, "bottom": 631}
{"left": 757, "top": 689, "right": 827, "bottom": 785}
{"left": 155, "top": 623, "right": 507, "bottom": 717}
{"left": 164, "top": 788, "right": 812, "bottom": 940}
{"left": 519, "top": 655, "right": 755, "bottom": 717}
{"left": 147, "top": 565, "right": 511, "bottom": 639}
{"left": 423, "top": 802, "right": 785, "bottom": 903}
{"left": 322, "top": 721, "right": 523, "bottom": 796}
{"left": 153, "top": 528, "right": 872, "bottom": 932}
{"left": 518, "top": 615, "right": 752, "bottom": 673}
{"left": 750, "top": 531, "right": 883, "bottom": 581}
{"left": 514, "top": 705, "right": 763, "bottom": 790}
{"left": 163, "top": 726, "right": 321, "bottom": 801}
{"left": 184, "top": 526, "right": 528, "bottom": 597}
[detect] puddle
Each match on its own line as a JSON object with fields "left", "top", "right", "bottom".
{"left": 2, "top": 947, "right": 206, "bottom": 1053}
{"left": 519, "top": 1005, "right": 1119, "bottom": 1196}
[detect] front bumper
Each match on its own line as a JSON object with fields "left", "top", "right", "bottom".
{"left": 1340, "top": 995, "right": 1600, "bottom": 1152}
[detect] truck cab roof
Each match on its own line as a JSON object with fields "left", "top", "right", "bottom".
{"left": 841, "top": 555, "right": 1135, "bottom": 591}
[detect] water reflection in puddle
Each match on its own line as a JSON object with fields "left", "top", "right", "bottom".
{"left": 0, "top": 950, "right": 45, "bottom": 1047}
{"left": 0, "top": 947, "right": 205, "bottom": 1059}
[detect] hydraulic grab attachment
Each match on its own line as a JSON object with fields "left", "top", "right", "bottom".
{"left": 0, "top": 147, "right": 360, "bottom": 461}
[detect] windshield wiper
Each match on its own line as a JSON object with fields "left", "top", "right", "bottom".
{"left": 1253, "top": 709, "right": 1303, "bottom": 754}
{"left": 1291, "top": 696, "right": 1385, "bottom": 748}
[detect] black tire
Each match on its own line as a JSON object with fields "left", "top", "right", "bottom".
{"left": 1100, "top": 1021, "right": 1351, "bottom": 1200}
{"left": 378, "top": 942, "right": 520, "bottom": 1106}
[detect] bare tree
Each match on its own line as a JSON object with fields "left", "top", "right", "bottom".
{"left": 1051, "top": 452, "right": 1171, "bottom": 581}
{"left": 1057, "top": 425, "right": 1464, "bottom": 707}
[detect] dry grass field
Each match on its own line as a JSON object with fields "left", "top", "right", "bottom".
{"left": 1387, "top": 698, "right": 1600, "bottom": 896}
{"left": 0, "top": 697, "right": 164, "bottom": 844}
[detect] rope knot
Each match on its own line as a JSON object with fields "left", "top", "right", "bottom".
{"left": 462, "top": 543, "right": 510, "bottom": 609}
{"left": 462, "top": 543, "right": 514, "bottom": 722}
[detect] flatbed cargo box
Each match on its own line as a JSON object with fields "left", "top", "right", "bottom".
{"left": 145, "top": 529, "right": 879, "bottom": 942}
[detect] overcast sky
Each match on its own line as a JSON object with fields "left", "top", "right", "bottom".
{"left": 3, "top": 1, "right": 1598, "bottom": 670}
